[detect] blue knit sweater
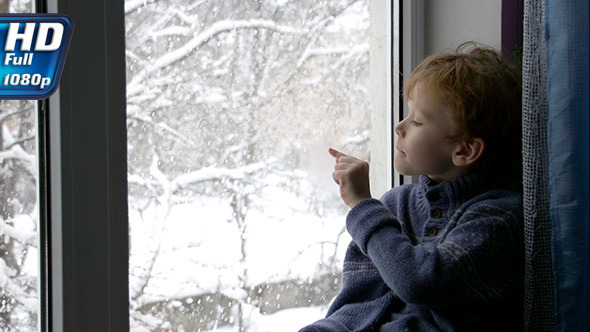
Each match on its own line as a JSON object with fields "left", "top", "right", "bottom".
{"left": 300, "top": 174, "right": 524, "bottom": 332}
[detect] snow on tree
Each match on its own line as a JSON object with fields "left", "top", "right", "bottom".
{"left": 126, "top": 0, "right": 370, "bottom": 330}
{"left": 1, "top": 0, "right": 371, "bottom": 330}
{"left": 1, "top": 98, "right": 38, "bottom": 331}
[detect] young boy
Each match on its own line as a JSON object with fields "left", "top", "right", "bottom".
{"left": 300, "top": 43, "right": 523, "bottom": 331}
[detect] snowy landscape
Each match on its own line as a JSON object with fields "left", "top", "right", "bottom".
{"left": 1, "top": 0, "right": 371, "bottom": 331}
{"left": 125, "top": 0, "right": 370, "bottom": 329}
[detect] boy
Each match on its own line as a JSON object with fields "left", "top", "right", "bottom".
{"left": 300, "top": 43, "right": 523, "bottom": 331}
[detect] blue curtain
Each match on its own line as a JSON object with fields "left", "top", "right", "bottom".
{"left": 545, "top": 1, "right": 589, "bottom": 331}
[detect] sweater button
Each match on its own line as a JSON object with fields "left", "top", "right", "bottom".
{"left": 431, "top": 208, "right": 443, "bottom": 219}
{"left": 426, "top": 227, "right": 438, "bottom": 237}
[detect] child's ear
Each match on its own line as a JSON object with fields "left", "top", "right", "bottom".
{"left": 452, "top": 137, "right": 485, "bottom": 167}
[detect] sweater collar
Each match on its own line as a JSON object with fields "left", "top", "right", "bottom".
{"left": 418, "top": 173, "right": 489, "bottom": 211}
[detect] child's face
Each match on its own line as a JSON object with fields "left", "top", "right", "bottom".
{"left": 395, "top": 85, "right": 464, "bottom": 182}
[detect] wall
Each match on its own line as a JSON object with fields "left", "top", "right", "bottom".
{"left": 424, "top": 0, "right": 501, "bottom": 55}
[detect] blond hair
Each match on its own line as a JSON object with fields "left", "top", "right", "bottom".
{"left": 404, "top": 42, "right": 522, "bottom": 183}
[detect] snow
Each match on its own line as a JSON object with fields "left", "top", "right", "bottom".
{"left": 130, "top": 305, "right": 327, "bottom": 332}
{"left": 125, "top": 0, "right": 157, "bottom": 14}
{"left": 326, "top": 1, "right": 369, "bottom": 33}
{"left": 128, "top": 163, "right": 351, "bottom": 329}
{"left": 1, "top": 0, "right": 372, "bottom": 330}
{"left": 0, "top": 144, "right": 37, "bottom": 174}
{"left": 129, "top": 189, "right": 351, "bottom": 302}
{"left": 275, "top": 0, "right": 289, "bottom": 7}
{"left": 127, "top": 19, "right": 303, "bottom": 98}
{"left": 0, "top": 214, "right": 37, "bottom": 246}
{"left": 201, "top": 306, "right": 328, "bottom": 332}
{"left": 126, "top": 0, "right": 371, "bottom": 329}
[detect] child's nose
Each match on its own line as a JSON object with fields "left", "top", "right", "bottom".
{"left": 394, "top": 121, "right": 405, "bottom": 137}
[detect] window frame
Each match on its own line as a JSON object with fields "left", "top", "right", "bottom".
{"left": 368, "top": 0, "right": 395, "bottom": 198}
{"left": 39, "top": 0, "right": 406, "bottom": 330}
{"left": 43, "top": 0, "right": 129, "bottom": 331}
{"left": 396, "top": 0, "right": 425, "bottom": 186}
{"left": 368, "top": 0, "right": 426, "bottom": 194}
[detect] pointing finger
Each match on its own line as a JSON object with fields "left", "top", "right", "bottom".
{"left": 328, "top": 148, "right": 347, "bottom": 161}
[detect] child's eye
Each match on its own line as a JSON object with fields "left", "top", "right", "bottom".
{"left": 410, "top": 120, "right": 423, "bottom": 126}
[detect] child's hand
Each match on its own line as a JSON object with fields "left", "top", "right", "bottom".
{"left": 329, "top": 148, "right": 372, "bottom": 208}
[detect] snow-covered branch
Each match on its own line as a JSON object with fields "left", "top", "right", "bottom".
{"left": 0, "top": 108, "right": 29, "bottom": 124}
{"left": 127, "top": 19, "right": 303, "bottom": 98}
{"left": 170, "top": 159, "right": 276, "bottom": 193}
{"left": 0, "top": 256, "right": 38, "bottom": 313}
{"left": 128, "top": 159, "right": 278, "bottom": 197}
{"left": 155, "top": 19, "right": 300, "bottom": 69}
{"left": 0, "top": 145, "right": 36, "bottom": 175}
{"left": 128, "top": 114, "right": 195, "bottom": 147}
{"left": 296, "top": 43, "right": 369, "bottom": 67}
{"left": 0, "top": 218, "right": 37, "bottom": 247}
{"left": 4, "top": 135, "right": 35, "bottom": 150}
{"left": 124, "top": 0, "right": 157, "bottom": 15}
{"left": 148, "top": 26, "right": 192, "bottom": 38}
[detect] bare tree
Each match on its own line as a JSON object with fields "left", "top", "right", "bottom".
{"left": 125, "top": 0, "right": 370, "bottom": 330}
{"left": 0, "top": 103, "right": 38, "bottom": 331}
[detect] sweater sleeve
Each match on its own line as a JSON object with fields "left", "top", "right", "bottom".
{"left": 345, "top": 192, "right": 523, "bottom": 309}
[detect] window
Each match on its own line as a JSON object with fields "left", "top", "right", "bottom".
{"left": 0, "top": 1, "right": 41, "bottom": 331}
{"left": 0, "top": 101, "right": 38, "bottom": 331}
{"left": 34, "top": 2, "right": 586, "bottom": 331}
{"left": 125, "top": 1, "right": 374, "bottom": 330}
{"left": 37, "top": 1, "right": 536, "bottom": 330}
{"left": 41, "top": 0, "right": 397, "bottom": 331}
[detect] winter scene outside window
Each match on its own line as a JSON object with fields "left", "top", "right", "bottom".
{"left": 125, "top": 0, "right": 371, "bottom": 331}
{"left": 0, "top": 1, "right": 40, "bottom": 331}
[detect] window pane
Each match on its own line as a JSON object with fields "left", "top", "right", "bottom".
{"left": 125, "top": 1, "right": 370, "bottom": 331}
{"left": 0, "top": 5, "right": 38, "bottom": 332}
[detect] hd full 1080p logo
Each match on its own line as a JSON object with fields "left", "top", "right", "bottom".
{"left": 0, "top": 14, "right": 73, "bottom": 99}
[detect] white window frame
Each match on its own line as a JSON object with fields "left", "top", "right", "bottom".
{"left": 370, "top": 0, "right": 424, "bottom": 195}
{"left": 368, "top": 0, "right": 395, "bottom": 197}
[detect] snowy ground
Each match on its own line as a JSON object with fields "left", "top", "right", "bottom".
{"left": 128, "top": 173, "right": 351, "bottom": 330}
{"left": 129, "top": 195, "right": 351, "bottom": 301}
{"left": 202, "top": 306, "right": 329, "bottom": 332}
{"left": 130, "top": 304, "right": 329, "bottom": 332}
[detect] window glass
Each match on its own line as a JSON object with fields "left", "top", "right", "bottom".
{"left": 125, "top": 1, "right": 370, "bottom": 330}
{"left": 0, "top": 3, "right": 38, "bottom": 332}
